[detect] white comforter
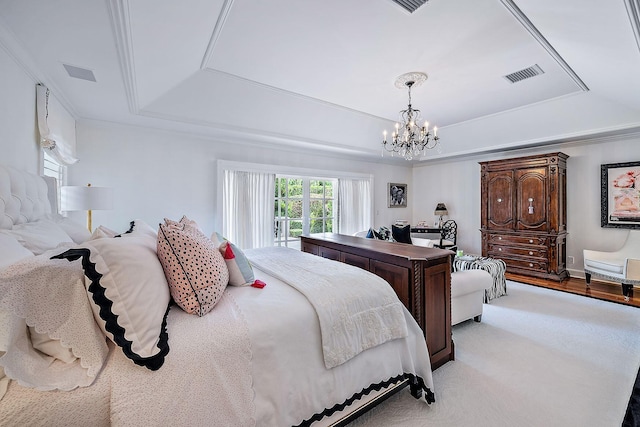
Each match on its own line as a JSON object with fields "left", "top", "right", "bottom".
{"left": 0, "top": 248, "right": 434, "bottom": 426}
{"left": 246, "top": 247, "right": 408, "bottom": 369}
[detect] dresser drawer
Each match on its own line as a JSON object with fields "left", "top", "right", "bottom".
{"left": 498, "top": 256, "right": 548, "bottom": 273}
{"left": 487, "top": 233, "right": 546, "bottom": 246}
{"left": 487, "top": 244, "right": 547, "bottom": 259}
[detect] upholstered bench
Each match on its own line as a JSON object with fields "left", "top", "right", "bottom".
{"left": 453, "top": 255, "right": 507, "bottom": 303}
{"left": 451, "top": 269, "right": 492, "bottom": 326}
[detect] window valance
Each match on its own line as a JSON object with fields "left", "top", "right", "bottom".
{"left": 36, "top": 84, "right": 78, "bottom": 165}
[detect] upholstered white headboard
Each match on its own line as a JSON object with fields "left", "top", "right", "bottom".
{"left": 0, "top": 165, "right": 56, "bottom": 230}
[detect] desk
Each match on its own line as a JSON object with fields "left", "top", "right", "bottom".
{"left": 453, "top": 255, "right": 507, "bottom": 303}
{"left": 410, "top": 227, "right": 442, "bottom": 234}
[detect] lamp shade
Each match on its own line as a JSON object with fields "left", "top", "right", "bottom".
{"left": 434, "top": 203, "right": 448, "bottom": 216}
{"left": 61, "top": 185, "right": 113, "bottom": 211}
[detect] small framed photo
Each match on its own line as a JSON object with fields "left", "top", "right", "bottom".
{"left": 601, "top": 161, "right": 640, "bottom": 229}
{"left": 388, "top": 183, "right": 407, "bottom": 208}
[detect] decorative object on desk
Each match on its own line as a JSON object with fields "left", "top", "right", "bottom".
{"left": 416, "top": 220, "right": 429, "bottom": 228}
{"left": 600, "top": 161, "right": 640, "bottom": 229}
{"left": 434, "top": 203, "right": 448, "bottom": 227}
{"left": 456, "top": 249, "right": 464, "bottom": 257}
{"left": 61, "top": 184, "right": 114, "bottom": 232}
{"left": 378, "top": 226, "right": 391, "bottom": 241}
{"left": 381, "top": 72, "right": 440, "bottom": 161}
{"left": 388, "top": 183, "right": 407, "bottom": 208}
{"left": 434, "top": 219, "right": 457, "bottom": 251}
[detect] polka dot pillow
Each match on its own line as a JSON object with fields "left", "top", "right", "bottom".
{"left": 157, "top": 221, "right": 229, "bottom": 316}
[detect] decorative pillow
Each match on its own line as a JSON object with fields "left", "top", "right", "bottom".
{"left": 365, "top": 227, "right": 382, "bottom": 240}
{"left": 210, "top": 231, "right": 257, "bottom": 287}
{"left": 157, "top": 222, "right": 229, "bottom": 316}
{"left": 53, "top": 226, "right": 171, "bottom": 371}
{"left": 392, "top": 224, "right": 412, "bottom": 244}
{"left": 219, "top": 240, "right": 256, "bottom": 286}
{"left": 0, "top": 233, "right": 33, "bottom": 269}
{"left": 0, "top": 219, "right": 73, "bottom": 255}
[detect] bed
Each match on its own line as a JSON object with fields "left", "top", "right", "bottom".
{"left": 0, "top": 165, "right": 434, "bottom": 426}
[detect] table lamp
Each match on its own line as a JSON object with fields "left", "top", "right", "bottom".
{"left": 61, "top": 184, "right": 114, "bottom": 232}
{"left": 434, "top": 203, "right": 448, "bottom": 227}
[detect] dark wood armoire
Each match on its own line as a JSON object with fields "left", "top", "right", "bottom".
{"left": 480, "top": 152, "right": 569, "bottom": 281}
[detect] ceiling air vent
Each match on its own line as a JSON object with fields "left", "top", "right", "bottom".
{"left": 63, "top": 64, "right": 97, "bottom": 82}
{"left": 503, "top": 64, "right": 544, "bottom": 84}
{"left": 391, "top": 0, "right": 428, "bottom": 14}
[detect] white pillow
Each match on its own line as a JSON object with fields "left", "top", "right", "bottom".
{"left": 55, "top": 220, "right": 171, "bottom": 370}
{"left": 0, "top": 234, "right": 33, "bottom": 269}
{"left": 89, "top": 225, "right": 118, "bottom": 240}
{"left": 0, "top": 220, "right": 73, "bottom": 255}
{"left": 54, "top": 217, "right": 91, "bottom": 244}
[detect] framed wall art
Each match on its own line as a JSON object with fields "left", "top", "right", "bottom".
{"left": 601, "top": 161, "right": 640, "bottom": 229}
{"left": 388, "top": 183, "right": 407, "bottom": 208}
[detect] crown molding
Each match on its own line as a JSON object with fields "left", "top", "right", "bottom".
{"left": 626, "top": 0, "right": 640, "bottom": 53}
{"left": 106, "top": 0, "right": 139, "bottom": 114}
{"left": 500, "top": 0, "right": 589, "bottom": 92}
{"left": 200, "top": 0, "right": 236, "bottom": 69}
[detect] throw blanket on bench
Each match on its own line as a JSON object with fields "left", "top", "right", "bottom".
{"left": 246, "top": 247, "right": 408, "bottom": 369}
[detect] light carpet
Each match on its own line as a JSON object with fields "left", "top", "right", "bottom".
{"left": 347, "top": 281, "right": 640, "bottom": 427}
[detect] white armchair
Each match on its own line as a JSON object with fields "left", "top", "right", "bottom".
{"left": 583, "top": 230, "right": 640, "bottom": 301}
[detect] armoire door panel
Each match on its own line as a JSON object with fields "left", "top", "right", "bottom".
{"left": 487, "top": 171, "right": 514, "bottom": 230}
{"left": 516, "top": 168, "right": 547, "bottom": 231}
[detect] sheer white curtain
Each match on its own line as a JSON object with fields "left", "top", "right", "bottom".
{"left": 36, "top": 84, "right": 78, "bottom": 165}
{"left": 223, "top": 170, "right": 275, "bottom": 249}
{"left": 337, "top": 178, "right": 372, "bottom": 236}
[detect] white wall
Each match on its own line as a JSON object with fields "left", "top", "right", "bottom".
{"left": 412, "top": 135, "right": 639, "bottom": 277}
{"left": 70, "top": 121, "right": 413, "bottom": 236}
{"left": 0, "top": 44, "right": 39, "bottom": 171}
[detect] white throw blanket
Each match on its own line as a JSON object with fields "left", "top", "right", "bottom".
{"left": 245, "top": 247, "right": 408, "bottom": 369}
{"left": 0, "top": 247, "right": 108, "bottom": 392}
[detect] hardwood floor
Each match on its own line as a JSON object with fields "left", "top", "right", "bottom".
{"left": 505, "top": 273, "right": 640, "bottom": 309}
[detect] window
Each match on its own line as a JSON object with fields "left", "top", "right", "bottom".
{"left": 274, "top": 176, "right": 337, "bottom": 249}
{"left": 42, "top": 151, "right": 65, "bottom": 213}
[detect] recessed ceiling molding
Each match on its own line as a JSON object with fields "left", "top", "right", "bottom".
{"left": 106, "top": 0, "right": 139, "bottom": 113}
{"left": 200, "top": 0, "right": 235, "bottom": 69}
{"left": 499, "top": 0, "right": 589, "bottom": 92}
{"left": 626, "top": 0, "right": 640, "bottom": 52}
{"left": 200, "top": 68, "right": 391, "bottom": 121}
{"left": 136, "top": 107, "right": 381, "bottom": 157}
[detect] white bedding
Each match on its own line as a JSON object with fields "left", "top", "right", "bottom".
{"left": 246, "top": 247, "right": 408, "bottom": 369}
{"left": 0, "top": 249, "right": 434, "bottom": 426}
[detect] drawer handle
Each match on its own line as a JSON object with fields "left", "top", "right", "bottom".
{"left": 529, "top": 263, "right": 533, "bottom": 267}
{"left": 498, "top": 237, "right": 502, "bottom": 240}
{"left": 497, "top": 198, "right": 502, "bottom": 203}
{"left": 529, "top": 239, "right": 533, "bottom": 243}
{"left": 529, "top": 251, "right": 533, "bottom": 255}
{"left": 498, "top": 248, "right": 502, "bottom": 251}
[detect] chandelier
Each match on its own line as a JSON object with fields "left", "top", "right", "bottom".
{"left": 382, "top": 72, "right": 439, "bottom": 161}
